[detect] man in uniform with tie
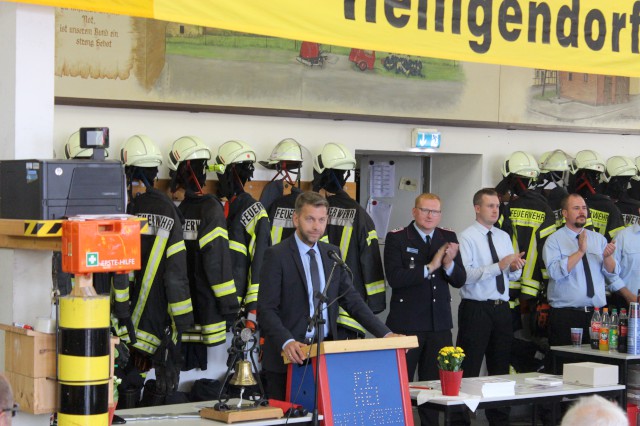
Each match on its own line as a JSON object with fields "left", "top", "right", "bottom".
{"left": 542, "top": 193, "right": 618, "bottom": 349}
{"left": 458, "top": 188, "right": 525, "bottom": 426}
{"left": 258, "top": 191, "right": 398, "bottom": 400}
{"left": 384, "top": 193, "right": 466, "bottom": 425}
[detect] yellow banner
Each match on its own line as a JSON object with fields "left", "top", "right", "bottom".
{"left": 7, "top": 0, "right": 640, "bottom": 76}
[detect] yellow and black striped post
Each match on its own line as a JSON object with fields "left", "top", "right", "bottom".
{"left": 57, "top": 294, "right": 111, "bottom": 426}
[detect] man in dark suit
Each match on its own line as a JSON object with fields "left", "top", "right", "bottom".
{"left": 385, "top": 193, "right": 466, "bottom": 425}
{"left": 258, "top": 191, "right": 397, "bottom": 400}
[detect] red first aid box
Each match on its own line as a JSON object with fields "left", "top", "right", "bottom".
{"left": 61, "top": 217, "right": 142, "bottom": 274}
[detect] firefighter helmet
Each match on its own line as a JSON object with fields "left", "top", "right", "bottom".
{"left": 539, "top": 150, "right": 572, "bottom": 173}
{"left": 570, "top": 150, "right": 606, "bottom": 174}
{"left": 313, "top": 142, "right": 355, "bottom": 173}
{"left": 259, "top": 138, "right": 303, "bottom": 169}
{"left": 216, "top": 140, "right": 256, "bottom": 169}
{"left": 64, "top": 131, "right": 109, "bottom": 159}
{"left": 601, "top": 155, "right": 637, "bottom": 183}
{"left": 167, "top": 136, "right": 211, "bottom": 171}
{"left": 501, "top": 151, "right": 540, "bottom": 178}
{"left": 120, "top": 135, "right": 163, "bottom": 168}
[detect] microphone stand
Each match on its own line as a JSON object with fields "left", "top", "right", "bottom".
{"left": 308, "top": 261, "right": 338, "bottom": 426}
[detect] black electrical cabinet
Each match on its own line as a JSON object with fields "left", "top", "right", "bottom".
{"left": 0, "top": 159, "right": 126, "bottom": 220}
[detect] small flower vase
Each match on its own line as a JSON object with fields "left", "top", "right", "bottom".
{"left": 439, "top": 369, "right": 463, "bottom": 396}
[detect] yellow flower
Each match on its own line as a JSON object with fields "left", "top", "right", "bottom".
{"left": 438, "top": 345, "right": 466, "bottom": 371}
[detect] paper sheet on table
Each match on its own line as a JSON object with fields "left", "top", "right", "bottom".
{"left": 414, "top": 389, "right": 482, "bottom": 412}
{"left": 366, "top": 199, "right": 392, "bottom": 237}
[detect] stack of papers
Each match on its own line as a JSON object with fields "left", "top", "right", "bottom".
{"left": 460, "top": 377, "right": 516, "bottom": 397}
{"left": 524, "top": 375, "right": 563, "bottom": 387}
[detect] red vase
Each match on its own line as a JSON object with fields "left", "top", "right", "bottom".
{"left": 108, "top": 401, "right": 117, "bottom": 426}
{"left": 439, "top": 369, "right": 463, "bottom": 396}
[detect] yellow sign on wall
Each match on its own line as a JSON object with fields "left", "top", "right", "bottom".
{"left": 10, "top": 0, "right": 640, "bottom": 76}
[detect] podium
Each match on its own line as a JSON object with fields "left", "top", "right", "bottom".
{"left": 284, "top": 336, "right": 418, "bottom": 426}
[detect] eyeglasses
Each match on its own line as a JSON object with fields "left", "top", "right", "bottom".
{"left": 416, "top": 207, "right": 442, "bottom": 216}
{"left": 1, "top": 404, "right": 18, "bottom": 417}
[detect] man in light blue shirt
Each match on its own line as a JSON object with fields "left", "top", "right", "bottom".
{"left": 542, "top": 193, "right": 618, "bottom": 347}
{"left": 612, "top": 222, "right": 640, "bottom": 305}
{"left": 457, "top": 188, "right": 525, "bottom": 426}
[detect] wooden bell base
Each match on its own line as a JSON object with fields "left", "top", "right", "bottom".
{"left": 200, "top": 406, "right": 283, "bottom": 424}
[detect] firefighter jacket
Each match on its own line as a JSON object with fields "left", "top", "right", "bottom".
{"left": 121, "top": 187, "right": 194, "bottom": 355}
{"left": 179, "top": 193, "right": 238, "bottom": 346}
{"left": 536, "top": 186, "right": 597, "bottom": 229}
{"left": 629, "top": 180, "right": 640, "bottom": 200}
{"left": 109, "top": 273, "right": 131, "bottom": 321}
{"left": 267, "top": 186, "right": 302, "bottom": 245}
{"left": 542, "top": 186, "right": 569, "bottom": 228}
{"left": 499, "top": 191, "right": 556, "bottom": 304}
{"left": 225, "top": 192, "right": 271, "bottom": 313}
{"left": 585, "top": 193, "right": 625, "bottom": 241}
{"left": 616, "top": 194, "right": 640, "bottom": 227}
{"left": 325, "top": 190, "right": 386, "bottom": 334}
{"left": 260, "top": 179, "right": 284, "bottom": 212}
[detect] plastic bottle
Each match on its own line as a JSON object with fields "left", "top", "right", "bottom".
{"left": 590, "top": 307, "right": 601, "bottom": 349}
{"left": 609, "top": 308, "right": 619, "bottom": 352}
{"left": 630, "top": 302, "right": 640, "bottom": 355}
{"left": 600, "top": 307, "right": 610, "bottom": 351}
{"left": 619, "top": 308, "right": 628, "bottom": 353}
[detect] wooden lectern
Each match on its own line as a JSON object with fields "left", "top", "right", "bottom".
{"left": 284, "top": 336, "right": 418, "bottom": 426}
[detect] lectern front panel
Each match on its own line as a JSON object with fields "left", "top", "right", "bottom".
{"left": 287, "top": 347, "right": 413, "bottom": 426}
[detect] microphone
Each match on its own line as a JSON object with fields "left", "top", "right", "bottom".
{"left": 327, "top": 250, "right": 351, "bottom": 272}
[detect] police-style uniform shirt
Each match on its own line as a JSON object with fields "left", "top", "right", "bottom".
{"left": 384, "top": 222, "right": 465, "bottom": 333}
{"left": 412, "top": 224, "right": 455, "bottom": 277}
{"left": 542, "top": 226, "right": 619, "bottom": 308}
{"left": 459, "top": 221, "right": 521, "bottom": 302}
{"left": 613, "top": 223, "right": 640, "bottom": 295}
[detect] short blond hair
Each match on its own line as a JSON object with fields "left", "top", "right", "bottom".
{"left": 415, "top": 193, "right": 441, "bottom": 208}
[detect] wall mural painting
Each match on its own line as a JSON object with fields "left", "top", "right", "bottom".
{"left": 54, "top": 9, "right": 640, "bottom": 133}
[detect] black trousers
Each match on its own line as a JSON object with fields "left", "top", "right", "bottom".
{"left": 547, "top": 307, "right": 592, "bottom": 373}
{"left": 406, "top": 329, "right": 454, "bottom": 382}
{"left": 263, "top": 370, "right": 288, "bottom": 401}
{"left": 548, "top": 307, "right": 592, "bottom": 347}
{"left": 456, "top": 299, "right": 513, "bottom": 426}
{"left": 405, "top": 330, "right": 453, "bottom": 426}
